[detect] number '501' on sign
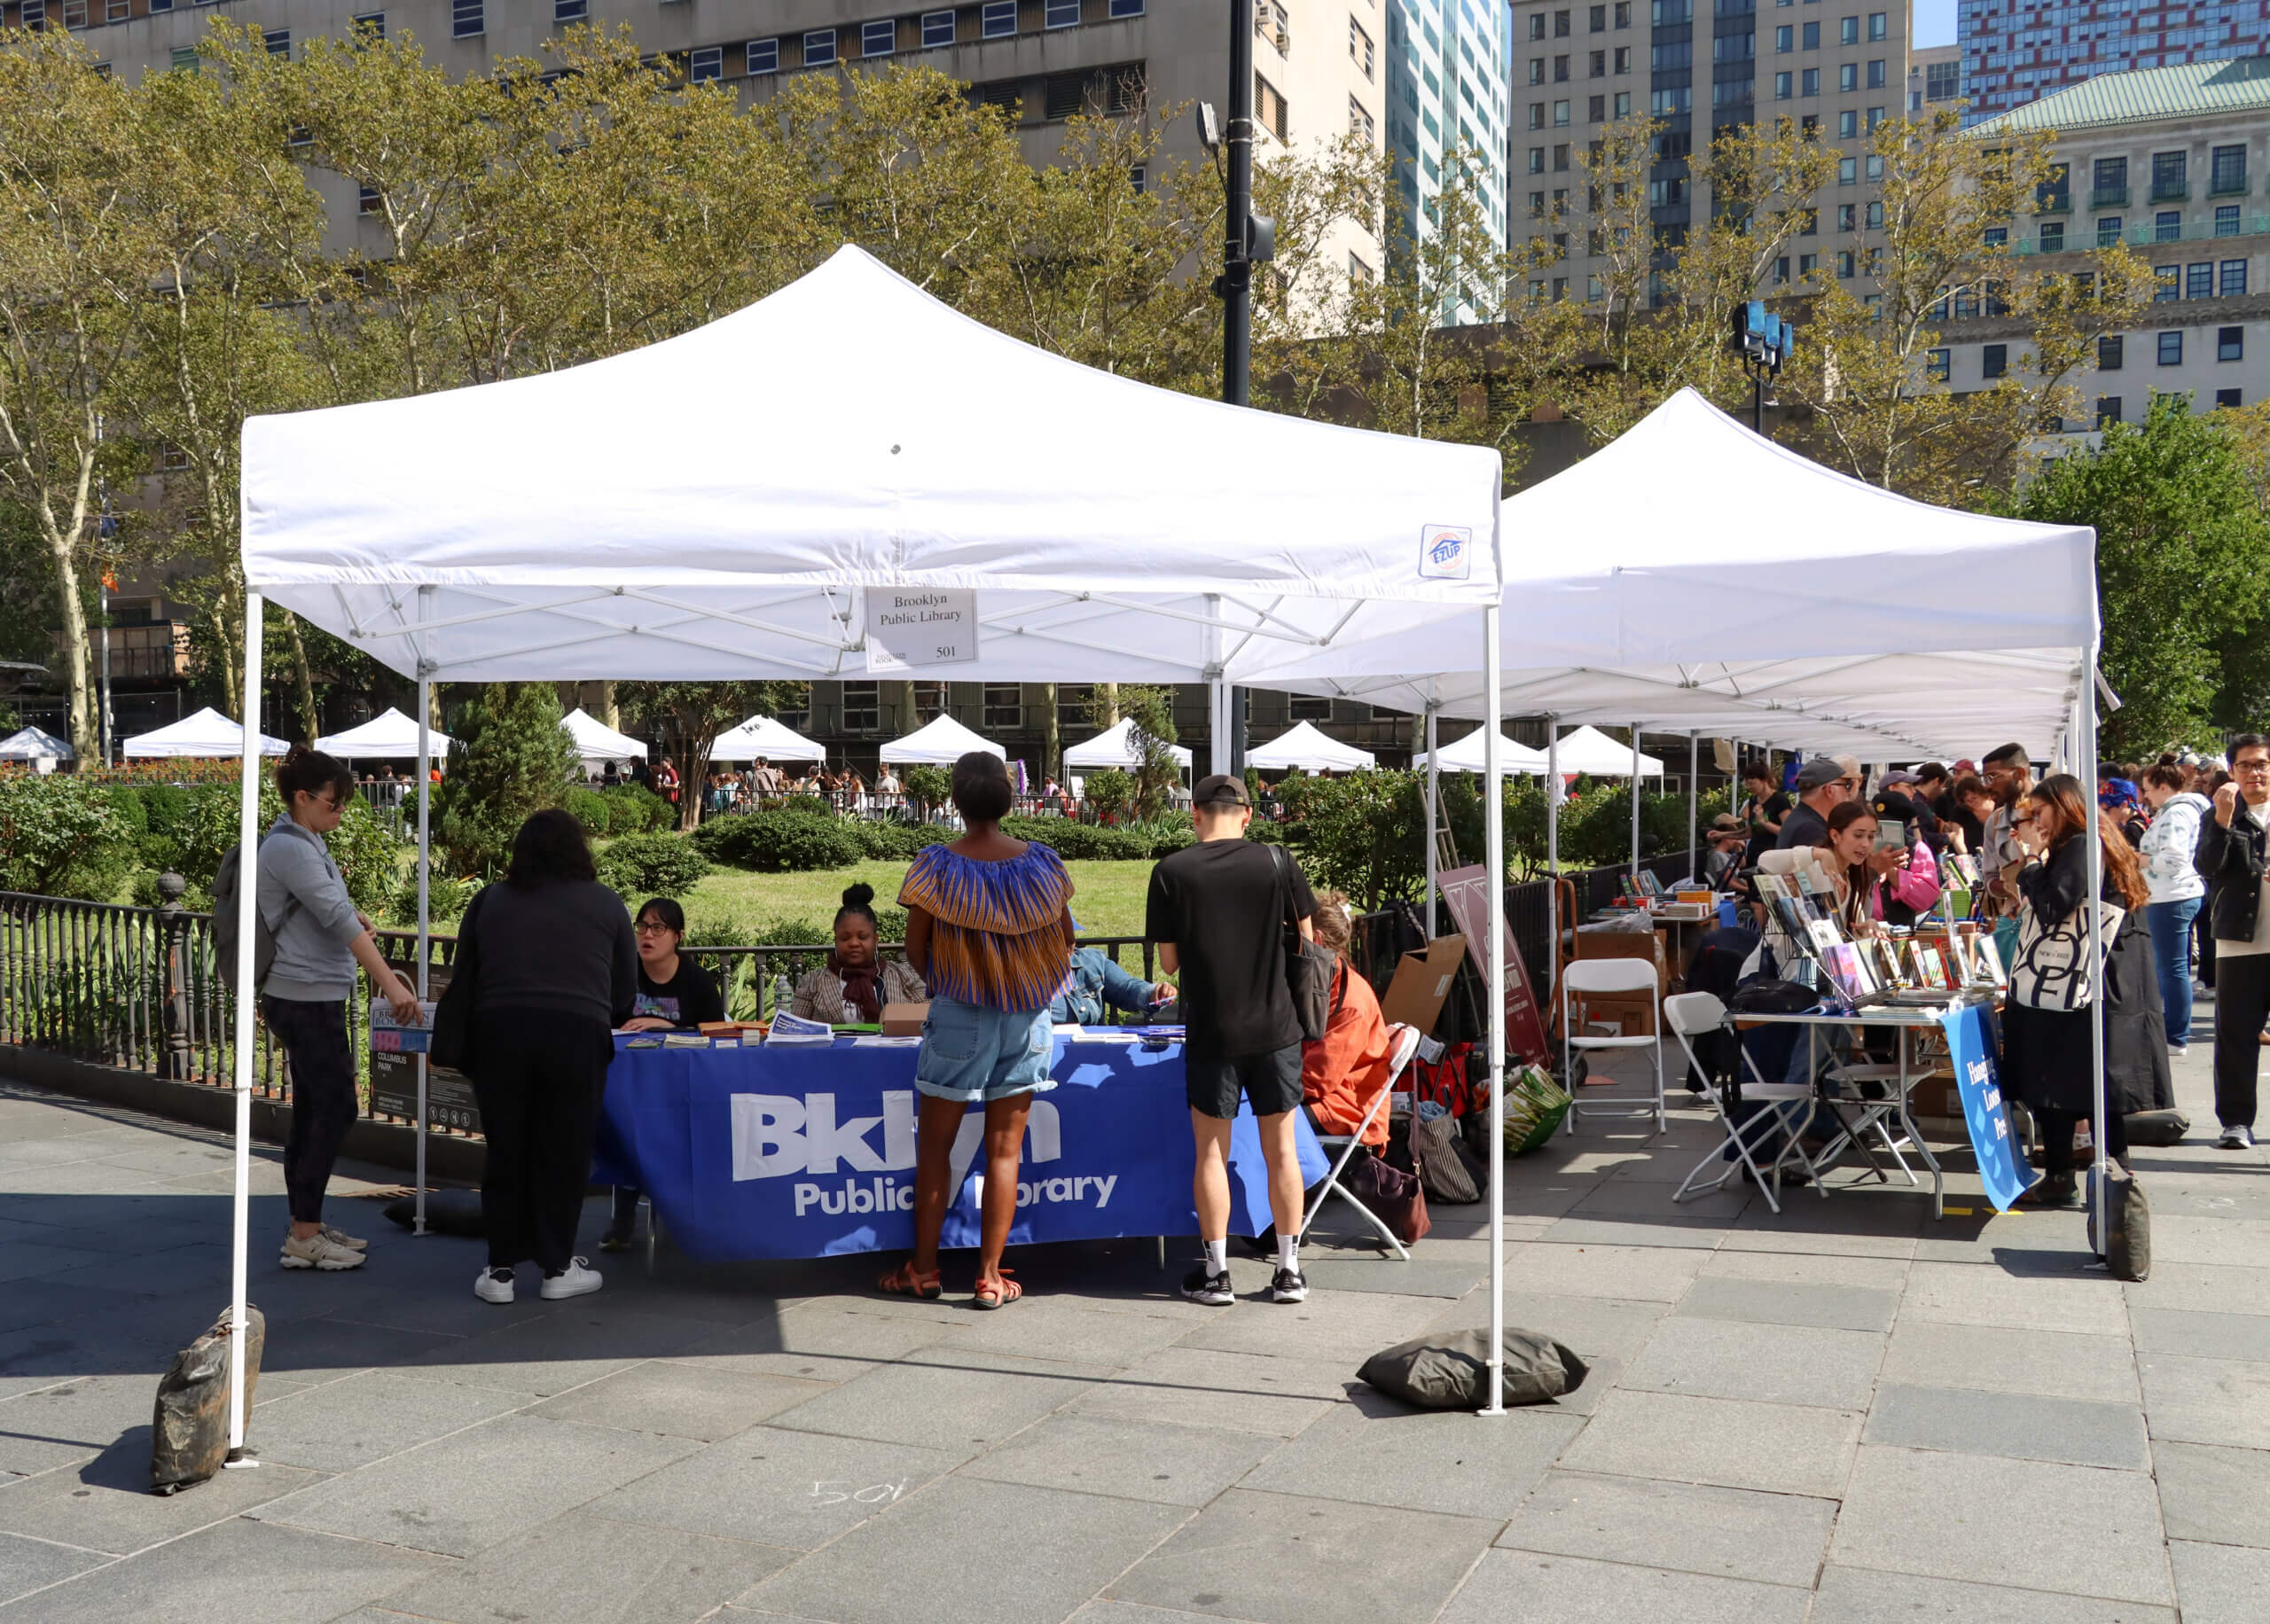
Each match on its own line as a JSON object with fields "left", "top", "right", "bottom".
{"left": 865, "top": 588, "right": 979, "bottom": 673}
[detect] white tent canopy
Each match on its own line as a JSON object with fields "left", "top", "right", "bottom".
{"left": 122, "top": 707, "right": 287, "bottom": 759}
{"left": 1062, "top": 717, "right": 1194, "bottom": 770}
{"left": 0, "top": 724, "right": 72, "bottom": 761}
{"left": 1414, "top": 727, "right": 1550, "bottom": 773}
{"left": 560, "top": 707, "right": 647, "bottom": 763}
{"left": 1261, "top": 388, "right": 2095, "bottom": 762}
{"left": 881, "top": 713, "right": 1006, "bottom": 764}
{"left": 1546, "top": 724, "right": 1664, "bottom": 777}
{"left": 313, "top": 707, "right": 456, "bottom": 759}
{"left": 1247, "top": 721, "right": 1378, "bottom": 773}
{"left": 708, "top": 714, "right": 827, "bottom": 763}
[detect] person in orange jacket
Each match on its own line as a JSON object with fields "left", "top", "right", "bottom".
{"left": 1300, "top": 891, "right": 1395, "bottom": 1149}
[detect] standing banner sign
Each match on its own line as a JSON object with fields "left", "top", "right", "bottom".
{"left": 1941, "top": 1002, "right": 2035, "bottom": 1212}
{"left": 1437, "top": 864, "right": 1551, "bottom": 1066}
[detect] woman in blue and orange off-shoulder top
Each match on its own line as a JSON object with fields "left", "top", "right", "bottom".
{"left": 877, "top": 752, "right": 1076, "bottom": 1309}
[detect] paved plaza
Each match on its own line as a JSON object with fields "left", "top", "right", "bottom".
{"left": 1, "top": 1020, "right": 2266, "bottom": 1624}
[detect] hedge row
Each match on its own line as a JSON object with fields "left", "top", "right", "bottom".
{"left": 688, "top": 808, "right": 1197, "bottom": 872}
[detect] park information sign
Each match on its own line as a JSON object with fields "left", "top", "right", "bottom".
{"left": 1436, "top": 864, "right": 1552, "bottom": 1068}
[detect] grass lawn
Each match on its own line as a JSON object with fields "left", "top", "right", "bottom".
{"left": 681, "top": 859, "right": 1156, "bottom": 941}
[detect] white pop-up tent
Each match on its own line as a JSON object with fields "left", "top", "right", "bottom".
{"left": 314, "top": 707, "right": 457, "bottom": 759}
{"left": 231, "top": 243, "right": 1516, "bottom": 1448}
{"left": 708, "top": 714, "right": 827, "bottom": 763}
{"left": 0, "top": 725, "right": 72, "bottom": 769}
{"left": 881, "top": 713, "right": 1006, "bottom": 764}
{"left": 1413, "top": 728, "right": 1549, "bottom": 774}
{"left": 1539, "top": 723, "right": 1663, "bottom": 777}
{"left": 121, "top": 707, "right": 287, "bottom": 759}
{"left": 1246, "top": 721, "right": 1378, "bottom": 773}
{"left": 560, "top": 707, "right": 647, "bottom": 765}
{"left": 1063, "top": 716, "right": 1194, "bottom": 771}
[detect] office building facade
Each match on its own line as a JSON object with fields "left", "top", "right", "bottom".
{"left": 1506, "top": 0, "right": 1911, "bottom": 305}
{"left": 1957, "top": 57, "right": 2270, "bottom": 428}
{"left": 1383, "top": 0, "right": 1514, "bottom": 308}
{"left": 1957, "top": 0, "right": 2270, "bottom": 124}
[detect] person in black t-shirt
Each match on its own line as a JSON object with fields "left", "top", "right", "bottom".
{"left": 1737, "top": 762, "right": 1792, "bottom": 841}
{"left": 1147, "top": 774, "right": 1317, "bottom": 1308}
{"left": 601, "top": 897, "right": 724, "bottom": 1252}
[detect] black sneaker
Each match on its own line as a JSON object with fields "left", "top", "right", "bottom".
{"left": 1267, "top": 1266, "right": 1308, "bottom": 1304}
{"left": 1180, "top": 1266, "right": 1234, "bottom": 1306}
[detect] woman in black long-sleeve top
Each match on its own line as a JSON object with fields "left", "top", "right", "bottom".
{"left": 459, "top": 809, "right": 638, "bottom": 1305}
{"left": 2002, "top": 774, "right": 2167, "bottom": 1208}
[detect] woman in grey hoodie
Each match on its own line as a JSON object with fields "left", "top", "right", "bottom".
{"left": 260, "top": 746, "right": 422, "bottom": 1271}
{"left": 2140, "top": 762, "right": 2211, "bottom": 1054}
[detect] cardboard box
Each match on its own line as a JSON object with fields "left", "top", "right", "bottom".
{"left": 1379, "top": 933, "right": 1468, "bottom": 1034}
{"left": 1573, "top": 991, "right": 1656, "bottom": 1038}
{"left": 881, "top": 1002, "right": 929, "bottom": 1037}
{"left": 1911, "top": 1069, "right": 1961, "bottom": 1121}
{"left": 1573, "top": 927, "right": 1670, "bottom": 989}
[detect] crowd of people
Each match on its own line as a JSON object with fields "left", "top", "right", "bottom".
{"left": 248, "top": 742, "right": 1379, "bottom": 1309}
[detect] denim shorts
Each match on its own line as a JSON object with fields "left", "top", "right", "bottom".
{"left": 914, "top": 996, "right": 1057, "bottom": 1104}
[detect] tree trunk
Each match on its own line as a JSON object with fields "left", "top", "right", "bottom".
{"left": 888, "top": 679, "right": 917, "bottom": 732}
{"left": 282, "top": 609, "right": 320, "bottom": 745}
{"left": 597, "top": 680, "right": 619, "bottom": 731}
{"left": 45, "top": 536, "right": 95, "bottom": 763}
{"left": 1039, "top": 683, "right": 1060, "bottom": 780}
{"left": 1094, "top": 683, "right": 1119, "bottom": 728}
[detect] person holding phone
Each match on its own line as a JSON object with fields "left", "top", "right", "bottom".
{"left": 1804, "top": 801, "right": 1940, "bottom": 936}
{"left": 2196, "top": 734, "right": 2270, "bottom": 1148}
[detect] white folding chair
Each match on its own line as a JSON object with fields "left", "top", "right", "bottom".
{"left": 1663, "top": 991, "right": 1821, "bottom": 1214}
{"left": 1297, "top": 1023, "right": 1424, "bottom": 1261}
{"left": 1562, "top": 957, "right": 1665, "bottom": 1134}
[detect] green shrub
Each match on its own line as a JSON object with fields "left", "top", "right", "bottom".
{"left": 385, "top": 870, "right": 474, "bottom": 928}
{"left": 0, "top": 775, "right": 134, "bottom": 902}
{"left": 849, "top": 819, "right": 930, "bottom": 861}
{"left": 999, "top": 817, "right": 1146, "bottom": 861}
{"left": 1081, "top": 768, "right": 1134, "bottom": 821}
{"left": 438, "top": 683, "right": 580, "bottom": 875}
{"left": 693, "top": 809, "right": 861, "bottom": 872}
{"left": 900, "top": 763, "right": 951, "bottom": 816}
{"left": 596, "top": 831, "right": 710, "bottom": 899}
{"left": 136, "top": 783, "right": 197, "bottom": 871}
{"left": 565, "top": 786, "right": 611, "bottom": 834}
{"left": 601, "top": 783, "right": 674, "bottom": 834}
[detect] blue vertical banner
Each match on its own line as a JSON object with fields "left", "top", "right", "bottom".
{"left": 1940, "top": 1003, "right": 2035, "bottom": 1213}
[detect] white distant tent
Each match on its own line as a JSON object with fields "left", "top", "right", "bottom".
{"left": 881, "top": 713, "right": 1006, "bottom": 764}
{"left": 1247, "top": 721, "right": 1377, "bottom": 773}
{"left": 1062, "top": 716, "right": 1194, "bottom": 770}
{"left": 708, "top": 714, "right": 827, "bottom": 763}
{"left": 560, "top": 707, "right": 647, "bottom": 765}
{"left": 314, "top": 707, "right": 456, "bottom": 758}
{"left": 121, "top": 707, "right": 287, "bottom": 759}
{"left": 0, "top": 725, "right": 72, "bottom": 769}
{"left": 1547, "top": 723, "right": 1664, "bottom": 777}
{"left": 1413, "top": 728, "right": 1549, "bottom": 774}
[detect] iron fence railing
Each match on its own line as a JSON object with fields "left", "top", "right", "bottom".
{"left": 3, "top": 850, "right": 1703, "bottom": 1137}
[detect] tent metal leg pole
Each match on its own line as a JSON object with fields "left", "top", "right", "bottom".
{"left": 1687, "top": 732, "right": 1698, "bottom": 882}
{"left": 416, "top": 664, "right": 432, "bottom": 1238}
{"left": 2083, "top": 644, "right": 2109, "bottom": 1258}
{"left": 1423, "top": 701, "right": 1440, "bottom": 938}
{"left": 225, "top": 593, "right": 266, "bottom": 1465}
{"left": 1631, "top": 721, "right": 1642, "bottom": 875}
{"left": 1482, "top": 603, "right": 1507, "bottom": 1417}
{"left": 1547, "top": 722, "right": 1561, "bottom": 972}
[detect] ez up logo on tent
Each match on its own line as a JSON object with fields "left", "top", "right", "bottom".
{"left": 729, "top": 1091, "right": 1116, "bottom": 1216}
{"left": 1419, "top": 525, "right": 1471, "bottom": 580}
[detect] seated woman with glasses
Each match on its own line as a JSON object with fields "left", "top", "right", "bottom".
{"left": 600, "top": 897, "right": 726, "bottom": 1253}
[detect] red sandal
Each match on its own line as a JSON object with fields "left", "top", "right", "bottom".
{"left": 876, "top": 1259, "right": 942, "bottom": 1300}
{"left": 971, "top": 1268, "right": 1022, "bottom": 1310}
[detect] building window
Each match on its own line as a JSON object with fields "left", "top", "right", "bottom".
{"left": 1351, "top": 16, "right": 1374, "bottom": 78}
{"left": 1556, "top": 7, "right": 1572, "bottom": 35}
{"left": 2096, "top": 396, "right": 2122, "bottom": 428}
{"left": 1616, "top": 0, "right": 1630, "bottom": 23}
{"left": 1839, "top": 156, "right": 1856, "bottom": 184}
{"left": 2221, "top": 325, "right": 2245, "bottom": 362}
{"left": 1776, "top": 24, "right": 1791, "bottom": 49}
{"left": 2215, "top": 204, "right": 2242, "bottom": 238}
{"left": 2158, "top": 330, "right": 2183, "bottom": 365}
{"left": 841, "top": 682, "right": 880, "bottom": 734}
{"left": 1555, "top": 54, "right": 1570, "bottom": 81}
{"left": 1350, "top": 94, "right": 1374, "bottom": 143}
{"left": 1614, "top": 44, "right": 1630, "bottom": 70}
{"left": 2189, "top": 262, "right": 2214, "bottom": 299}
{"left": 2225, "top": 259, "right": 2250, "bottom": 296}
{"left": 1840, "top": 15, "right": 1859, "bottom": 43}
{"left": 1836, "top": 249, "right": 1855, "bottom": 277}
{"left": 1589, "top": 93, "right": 1604, "bottom": 121}
{"left": 1288, "top": 697, "right": 1335, "bottom": 722}
{"left": 2152, "top": 150, "right": 2188, "bottom": 202}
{"left": 1775, "top": 71, "right": 1792, "bottom": 98}
{"left": 747, "top": 37, "right": 779, "bottom": 73}
{"left": 1529, "top": 146, "right": 1546, "bottom": 173}
{"left": 351, "top": 11, "right": 385, "bottom": 38}
{"left": 1867, "top": 58, "right": 1884, "bottom": 89}
{"left": 1350, "top": 251, "right": 1374, "bottom": 283}
{"left": 168, "top": 44, "right": 198, "bottom": 72}
{"left": 553, "top": 0, "right": 583, "bottom": 20}
{"left": 1867, "top": 10, "right": 1886, "bottom": 38}
{"left": 2098, "top": 334, "right": 2123, "bottom": 371}
{"left": 983, "top": 685, "right": 1023, "bottom": 730}
{"left": 2097, "top": 216, "right": 2123, "bottom": 247}
{"left": 451, "top": 0, "right": 482, "bottom": 38}
{"left": 358, "top": 183, "right": 381, "bottom": 215}
{"left": 2040, "top": 222, "right": 2063, "bottom": 253}
{"left": 920, "top": 9, "right": 953, "bottom": 45}
{"left": 1615, "top": 90, "right": 1631, "bottom": 115}
{"left": 689, "top": 45, "right": 721, "bottom": 82}
{"left": 1837, "top": 202, "right": 1857, "bottom": 233}
{"left": 1256, "top": 74, "right": 1288, "bottom": 140}
{"left": 2156, "top": 265, "right": 2180, "bottom": 301}
{"left": 1530, "top": 59, "right": 1546, "bottom": 87}
{"left": 804, "top": 27, "right": 837, "bottom": 65}
{"left": 1866, "top": 200, "right": 1883, "bottom": 230}
{"left": 981, "top": 0, "right": 1016, "bottom": 38}
{"left": 1802, "top": 67, "right": 1819, "bottom": 96}
{"left": 1926, "top": 347, "right": 1950, "bottom": 381}
{"left": 1530, "top": 12, "right": 1547, "bottom": 38}
{"left": 1867, "top": 105, "right": 1883, "bottom": 129}
{"left": 1837, "top": 108, "right": 1857, "bottom": 138}
{"left": 1802, "top": 20, "right": 1818, "bottom": 46}
{"left": 1591, "top": 48, "right": 1605, "bottom": 76}
{"left": 1837, "top": 63, "right": 1857, "bottom": 92}
{"left": 2156, "top": 211, "right": 2181, "bottom": 244}
{"left": 2218, "top": 388, "right": 2243, "bottom": 409}
{"left": 1108, "top": 0, "right": 1145, "bottom": 14}
{"left": 1925, "top": 59, "right": 1957, "bottom": 100}
{"left": 863, "top": 19, "right": 895, "bottom": 54}
{"left": 1554, "top": 143, "right": 1570, "bottom": 170}
{"left": 1982, "top": 343, "right": 2008, "bottom": 379}
{"left": 1044, "top": 0, "right": 1079, "bottom": 27}
{"left": 1554, "top": 99, "right": 1570, "bottom": 126}
{"left": 2211, "top": 144, "right": 2248, "bottom": 196}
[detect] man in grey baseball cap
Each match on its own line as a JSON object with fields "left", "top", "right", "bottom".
{"left": 1776, "top": 757, "right": 1853, "bottom": 850}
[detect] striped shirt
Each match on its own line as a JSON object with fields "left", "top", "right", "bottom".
{"left": 898, "top": 843, "right": 1076, "bottom": 1012}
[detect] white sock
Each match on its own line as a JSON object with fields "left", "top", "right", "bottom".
{"left": 1276, "top": 1233, "right": 1299, "bottom": 1273}
{"left": 1202, "top": 1238, "right": 1227, "bottom": 1276}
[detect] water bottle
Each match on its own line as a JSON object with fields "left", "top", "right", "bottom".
{"left": 772, "top": 972, "right": 794, "bottom": 1019}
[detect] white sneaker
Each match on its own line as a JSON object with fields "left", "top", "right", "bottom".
{"left": 474, "top": 1267, "right": 515, "bottom": 1305}
{"left": 280, "top": 1230, "right": 364, "bottom": 1270}
{"left": 2218, "top": 1124, "right": 2256, "bottom": 1150}
{"left": 539, "top": 1258, "right": 602, "bottom": 1300}
{"left": 319, "top": 1225, "right": 368, "bottom": 1251}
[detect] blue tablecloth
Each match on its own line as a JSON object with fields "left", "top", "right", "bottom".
{"left": 592, "top": 1035, "right": 1331, "bottom": 1262}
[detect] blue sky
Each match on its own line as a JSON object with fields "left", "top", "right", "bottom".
{"left": 1914, "top": 0, "right": 1956, "bottom": 47}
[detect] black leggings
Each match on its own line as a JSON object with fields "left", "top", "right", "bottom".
{"left": 2036, "top": 1105, "right": 2129, "bottom": 1179}
{"left": 262, "top": 995, "right": 358, "bottom": 1225}
{"left": 470, "top": 1008, "right": 613, "bottom": 1274}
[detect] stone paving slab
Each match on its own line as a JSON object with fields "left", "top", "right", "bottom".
{"left": 1495, "top": 1468, "right": 1837, "bottom": 1588}
{"left": 1619, "top": 1315, "right": 1885, "bottom": 1409}
{"left": 1235, "top": 1393, "right": 1584, "bottom": 1518}
{"left": 958, "top": 1410, "right": 1282, "bottom": 1507}
{"left": 1439, "top": 1548, "right": 1812, "bottom": 1624}
{"left": 1860, "top": 1382, "right": 2150, "bottom": 1470}
{"left": 1555, "top": 1387, "right": 1861, "bottom": 1496}
{"left": 1877, "top": 1320, "right": 2141, "bottom": 1403}
{"left": 2168, "top": 1538, "right": 2270, "bottom": 1624}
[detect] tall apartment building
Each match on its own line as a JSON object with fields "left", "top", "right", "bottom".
{"left": 1953, "top": 56, "right": 2270, "bottom": 429}
{"left": 1907, "top": 35, "right": 1955, "bottom": 109}
{"left": 1957, "top": 0, "right": 2270, "bottom": 124}
{"left": 1507, "top": 0, "right": 1909, "bottom": 304}
{"left": 1382, "top": 0, "right": 1514, "bottom": 302}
